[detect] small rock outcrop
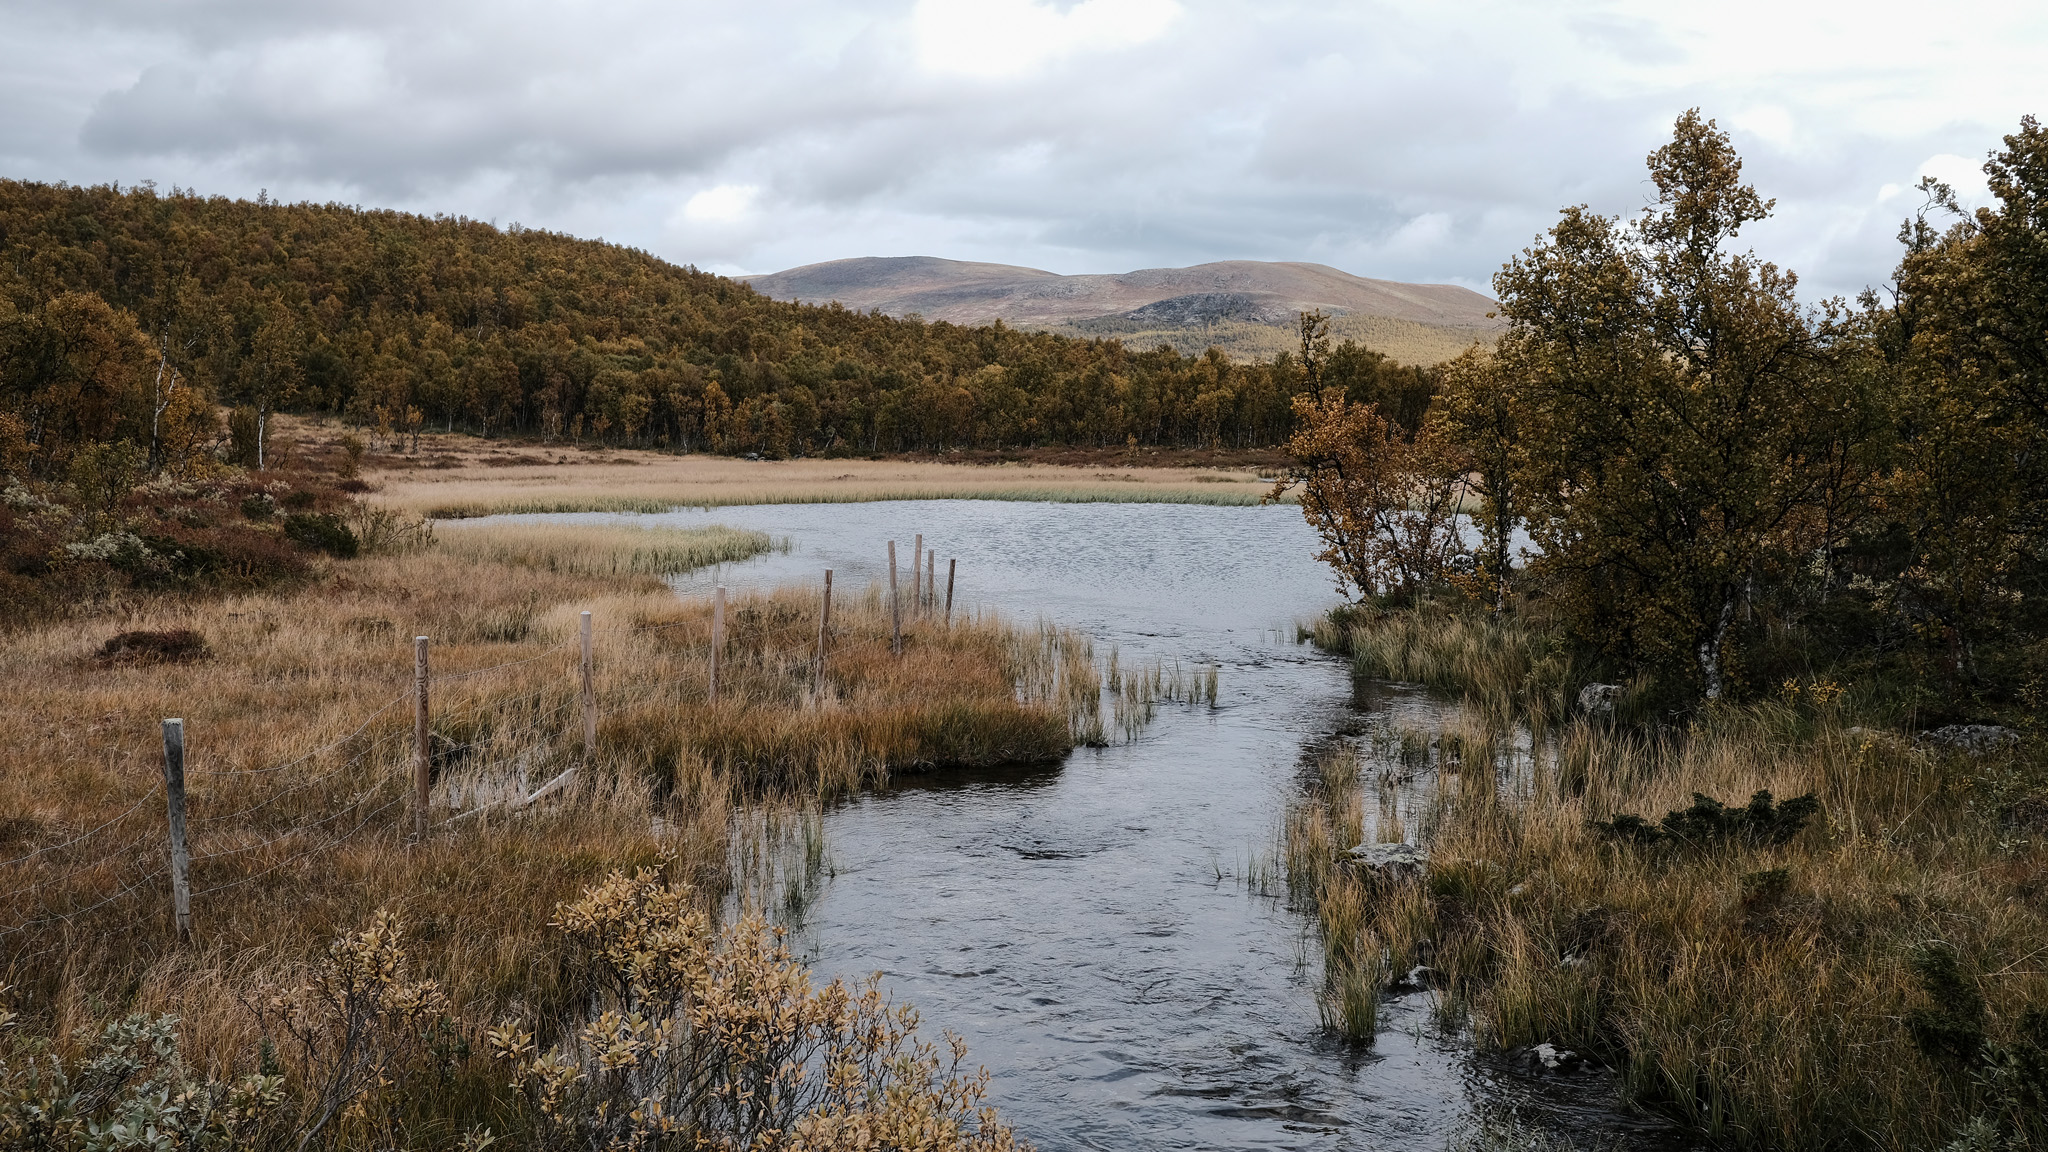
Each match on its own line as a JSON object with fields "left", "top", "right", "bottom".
{"left": 1916, "top": 725, "right": 2021, "bottom": 754}
{"left": 1577, "top": 683, "right": 1622, "bottom": 719}
{"left": 1527, "top": 1043, "right": 1593, "bottom": 1074}
{"left": 1342, "top": 841, "right": 1429, "bottom": 880}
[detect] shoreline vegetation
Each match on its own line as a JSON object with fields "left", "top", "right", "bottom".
{"left": 0, "top": 514, "right": 1117, "bottom": 1147}
{"left": 1287, "top": 607, "right": 2047, "bottom": 1152}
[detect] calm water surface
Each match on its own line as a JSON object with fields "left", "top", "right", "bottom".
{"left": 505, "top": 500, "right": 1676, "bottom": 1152}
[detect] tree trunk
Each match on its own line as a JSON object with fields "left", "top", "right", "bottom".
{"left": 1698, "top": 592, "right": 1737, "bottom": 700}
{"left": 256, "top": 403, "right": 268, "bottom": 470}
{"left": 149, "top": 353, "right": 174, "bottom": 472}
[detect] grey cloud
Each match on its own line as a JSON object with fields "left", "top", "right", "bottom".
{"left": 4, "top": 0, "right": 2042, "bottom": 295}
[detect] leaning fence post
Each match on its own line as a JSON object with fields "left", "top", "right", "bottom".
{"left": 814, "top": 569, "right": 833, "bottom": 699}
{"left": 580, "top": 611, "right": 595, "bottom": 758}
{"left": 946, "top": 558, "right": 956, "bottom": 626}
{"left": 413, "top": 636, "right": 430, "bottom": 842}
{"left": 710, "top": 585, "right": 726, "bottom": 703}
{"left": 160, "top": 719, "right": 191, "bottom": 943}
{"left": 888, "top": 540, "right": 902, "bottom": 655}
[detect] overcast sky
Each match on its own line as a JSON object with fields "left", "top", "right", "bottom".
{"left": 4, "top": 0, "right": 2044, "bottom": 300}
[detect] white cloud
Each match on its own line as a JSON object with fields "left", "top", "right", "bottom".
{"left": 1383, "top": 212, "right": 1453, "bottom": 256}
{"left": 1918, "top": 153, "right": 1994, "bottom": 207}
{"left": 912, "top": 0, "right": 1181, "bottom": 78}
{"left": 681, "top": 183, "right": 761, "bottom": 226}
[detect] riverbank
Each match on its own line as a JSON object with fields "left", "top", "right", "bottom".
{"left": 259, "top": 416, "right": 1285, "bottom": 517}
{"left": 1294, "top": 606, "right": 2048, "bottom": 1151}
{"left": 0, "top": 518, "right": 1081, "bottom": 1146}
{"left": 376, "top": 450, "right": 1278, "bottom": 518}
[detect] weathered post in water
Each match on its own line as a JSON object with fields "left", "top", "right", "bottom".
{"left": 160, "top": 718, "right": 191, "bottom": 943}
{"left": 815, "top": 568, "right": 833, "bottom": 698}
{"left": 580, "top": 611, "right": 595, "bottom": 758}
{"left": 912, "top": 534, "right": 923, "bottom": 612}
{"left": 927, "top": 550, "right": 936, "bottom": 613}
{"left": 946, "top": 558, "right": 956, "bottom": 625}
{"left": 888, "top": 540, "right": 902, "bottom": 655}
{"left": 710, "top": 585, "right": 726, "bottom": 703}
{"left": 413, "top": 636, "right": 430, "bottom": 842}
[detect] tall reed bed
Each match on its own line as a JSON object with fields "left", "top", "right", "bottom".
{"left": 1104, "top": 649, "right": 1220, "bottom": 741}
{"left": 0, "top": 521, "right": 1075, "bottom": 1147}
{"left": 1310, "top": 604, "right": 1588, "bottom": 731}
{"left": 435, "top": 519, "right": 779, "bottom": 575}
{"left": 1285, "top": 743, "right": 1444, "bottom": 1044}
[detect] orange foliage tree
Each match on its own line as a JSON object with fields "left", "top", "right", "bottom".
{"left": 1271, "top": 314, "right": 1469, "bottom": 602}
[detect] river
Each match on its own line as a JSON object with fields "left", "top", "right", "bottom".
{"left": 498, "top": 499, "right": 1683, "bottom": 1152}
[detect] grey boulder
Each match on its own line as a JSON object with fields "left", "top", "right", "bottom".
{"left": 1342, "top": 841, "right": 1429, "bottom": 879}
{"left": 1577, "top": 683, "right": 1622, "bottom": 719}
{"left": 1917, "top": 724, "right": 2021, "bottom": 754}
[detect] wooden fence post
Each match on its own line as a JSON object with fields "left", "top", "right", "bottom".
{"left": 815, "top": 569, "right": 833, "bottom": 699}
{"left": 888, "top": 540, "right": 902, "bottom": 655}
{"left": 912, "top": 534, "right": 923, "bottom": 615}
{"left": 710, "top": 586, "right": 726, "bottom": 703}
{"left": 580, "top": 611, "right": 595, "bottom": 758}
{"left": 927, "top": 550, "right": 936, "bottom": 613}
{"left": 160, "top": 718, "right": 191, "bottom": 943}
{"left": 414, "top": 636, "right": 430, "bottom": 842}
{"left": 946, "top": 558, "right": 956, "bottom": 626}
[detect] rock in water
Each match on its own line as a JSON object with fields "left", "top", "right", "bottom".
{"left": 1342, "top": 841, "right": 1429, "bottom": 879}
{"left": 1529, "top": 1043, "right": 1589, "bottom": 1073}
{"left": 1577, "top": 683, "right": 1621, "bottom": 719}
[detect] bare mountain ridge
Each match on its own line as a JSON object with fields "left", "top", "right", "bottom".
{"left": 741, "top": 256, "right": 1501, "bottom": 332}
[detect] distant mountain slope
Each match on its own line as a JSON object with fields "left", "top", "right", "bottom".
{"left": 740, "top": 256, "right": 1502, "bottom": 333}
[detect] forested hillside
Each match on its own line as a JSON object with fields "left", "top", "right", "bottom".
{"left": 0, "top": 180, "right": 1434, "bottom": 473}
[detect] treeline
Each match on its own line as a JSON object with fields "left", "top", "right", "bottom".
{"left": 0, "top": 179, "right": 1437, "bottom": 474}
{"left": 1287, "top": 111, "right": 2048, "bottom": 710}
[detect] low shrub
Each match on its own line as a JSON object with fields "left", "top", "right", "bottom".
{"left": 0, "top": 1009, "right": 287, "bottom": 1150}
{"left": 1593, "top": 789, "right": 1821, "bottom": 849}
{"left": 95, "top": 628, "right": 209, "bottom": 664}
{"left": 491, "top": 866, "right": 1024, "bottom": 1151}
{"left": 282, "top": 512, "right": 360, "bottom": 558}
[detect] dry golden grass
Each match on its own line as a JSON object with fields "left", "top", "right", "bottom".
{"left": 360, "top": 440, "right": 1277, "bottom": 518}
{"left": 1055, "top": 312, "right": 1496, "bottom": 367}
{"left": 1286, "top": 624, "right": 2048, "bottom": 1149}
{"left": 0, "top": 520, "right": 1088, "bottom": 1141}
{"left": 434, "top": 520, "right": 778, "bottom": 576}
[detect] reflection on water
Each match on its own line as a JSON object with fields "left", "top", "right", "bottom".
{"left": 491, "top": 500, "right": 1674, "bottom": 1151}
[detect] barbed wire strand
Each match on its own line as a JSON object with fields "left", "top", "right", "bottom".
{"left": 193, "top": 792, "right": 408, "bottom": 898}
{"left": 0, "top": 780, "right": 164, "bottom": 871}
{"left": 189, "top": 728, "right": 410, "bottom": 831}
{"left": 0, "top": 862, "right": 169, "bottom": 941}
